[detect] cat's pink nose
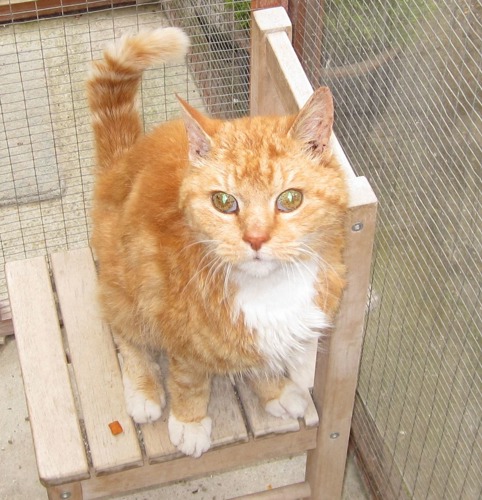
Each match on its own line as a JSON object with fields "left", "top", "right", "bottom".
{"left": 243, "top": 233, "right": 270, "bottom": 251}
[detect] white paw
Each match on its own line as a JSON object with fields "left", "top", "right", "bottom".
{"left": 265, "top": 382, "right": 308, "bottom": 420}
{"left": 123, "top": 375, "right": 164, "bottom": 424}
{"left": 168, "top": 414, "right": 212, "bottom": 458}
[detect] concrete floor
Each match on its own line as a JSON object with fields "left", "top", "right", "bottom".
{"left": 0, "top": 337, "right": 369, "bottom": 499}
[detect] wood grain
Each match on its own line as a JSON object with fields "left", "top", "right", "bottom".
{"left": 51, "top": 248, "right": 143, "bottom": 474}
{"left": 5, "top": 257, "right": 89, "bottom": 485}
{"left": 81, "top": 428, "right": 317, "bottom": 499}
{"left": 235, "top": 378, "right": 300, "bottom": 437}
{"left": 142, "top": 375, "right": 249, "bottom": 462}
{"left": 306, "top": 177, "right": 377, "bottom": 499}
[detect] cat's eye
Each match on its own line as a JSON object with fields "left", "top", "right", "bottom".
{"left": 212, "top": 192, "right": 238, "bottom": 214}
{"left": 276, "top": 189, "right": 303, "bottom": 212}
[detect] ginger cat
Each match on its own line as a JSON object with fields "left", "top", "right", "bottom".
{"left": 87, "top": 27, "right": 348, "bottom": 457}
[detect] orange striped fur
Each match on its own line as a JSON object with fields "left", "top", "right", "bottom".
{"left": 87, "top": 28, "right": 348, "bottom": 457}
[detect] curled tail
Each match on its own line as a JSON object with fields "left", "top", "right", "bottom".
{"left": 87, "top": 28, "right": 190, "bottom": 170}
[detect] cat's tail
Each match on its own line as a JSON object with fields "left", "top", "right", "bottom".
{"left": 87, "top": 28, "right": 190, "bottom": 170}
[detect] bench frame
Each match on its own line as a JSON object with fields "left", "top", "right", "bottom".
{"left": 4, "top": 8, "right": 377, "bottom": 500}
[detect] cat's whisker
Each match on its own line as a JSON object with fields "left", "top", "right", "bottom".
{"left": 180, "top": 249, "right": 220, "bottom": 296}
{"left": 222, "top": 263, "right": 233, "bottom": 307}
{"left": 204, "top": 255, "right": 226, "bottom": 292}
{"left": 292, "top": 248, "right": 331, "bottom": 312}
{"left": 180, "top": 239, "right": 219, "bottom": 254}
{"left": 299, "top": 242, "right": 337, "bottom": 277}
{"left": 305, "top": 255, "right": 335, "bottom": 312}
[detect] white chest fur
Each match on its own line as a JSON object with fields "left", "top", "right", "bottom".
{"left": 233, "top": 260, "right": 329, "bottom": 378}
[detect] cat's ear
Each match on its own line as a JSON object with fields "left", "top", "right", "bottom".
{"left": 288, "top": 87, "right": 334, "bottom": 157}
{"left": 177, "top": 95, "right": 215, "bottom": 161}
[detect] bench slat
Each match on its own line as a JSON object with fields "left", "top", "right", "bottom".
{"left": 51, "top": 248, "right": 143, "bottom": 474}
{"left": 235, "top": 378, "right": 300, "bottom": 437}
{"left": 209, "top": 376, "right": 249, "bottom": 446}
{"left": 142, "top": 375, "right": 248, "bottom": 462}
{"left": 5, "top": 257, "right": 89, "bottom": 485}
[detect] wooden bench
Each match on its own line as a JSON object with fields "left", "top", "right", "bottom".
{"left": 4, "top": 8, "right": 377, "bottom": 499}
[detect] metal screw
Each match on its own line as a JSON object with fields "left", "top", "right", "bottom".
{"left": 330, "top": 432, "right": 340, "bottom": 439}
{"left": 352, "top": 222, "right": 364, "bottom": 232}
{"left": 60, "top": 492, "right": 71, "bottom": 500}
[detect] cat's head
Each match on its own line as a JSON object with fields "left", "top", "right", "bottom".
{"left": 179, "top": 87, "right": 348, "bottom": 278}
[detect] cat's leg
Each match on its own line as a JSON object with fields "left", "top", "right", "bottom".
{"left": 287, "top": 338, "right": 318, "bottom": 391}
{"left": 249, "top": 373, "right": 309, "bottom": 420}
{"left": 167, "top": 357, "right": 212, "bottom": 458}
{"left": 116, "top": 337, "right": 165, "bottom": 424}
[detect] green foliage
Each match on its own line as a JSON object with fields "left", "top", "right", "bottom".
{"left": 224, "top": 0, "right": 251, "bottom": 31}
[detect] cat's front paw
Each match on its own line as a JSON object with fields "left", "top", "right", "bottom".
{"left": 168, "top": 414, "right": 212, "bottom": 458}
{"left": 123, "top": 375, "right": 165, "bottom": 424}
{"left": 265, "top": 381, "right": 308, "bottom": 420}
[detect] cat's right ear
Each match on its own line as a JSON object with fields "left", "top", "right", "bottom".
{"left": 288, "top": 87, "right": 334, "bottom": 158}
{"left": 177, "top": 96, "right": 214, "bottom": 162}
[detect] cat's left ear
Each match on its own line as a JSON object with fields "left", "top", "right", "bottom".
{"left": 288, "top": 87, "right": 334, "bottom": 157}
{"left": 177, "top": 95, "right": 216, "bottom": 162}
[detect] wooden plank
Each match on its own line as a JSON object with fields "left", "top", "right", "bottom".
{"left": 5, "top": 257, "right": 89, "bottom": 485}
{"left": 140, "top": 407, "right": 179, "bottom": 463}
{"left": 235, "top": 378, "right": 300, "bottom": 437}
{"left": 47, "top": 481, "right": 83, "bottom": 500}
{"left": 207, "top": 376, "right": 249, "bottom": 446}
{"left": 251, "top": 0, "right": 288, "bottom": 11}
{"left": 82, "top": 427, "right": 317, "bottom": 499}
{"left": 51, "top": 248, "right": 143, "bottom": 475}
{"left": 266, "top": 30, "right": 313, "bottom": 114}
{"left": 250, "top": 7, "right": 292, "bottom": 117}
{"left": 0, "top": 0, "right": 134, "bottom": 23}
{"left": 306, "top": 176, "right": 377, "bottom": 499}
{"left": 143, "top": 375, "right": 249, "bottom": 462}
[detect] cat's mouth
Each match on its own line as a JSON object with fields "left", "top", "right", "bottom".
{"left": 236, "top": 253, "right": 280, "bottom": 277}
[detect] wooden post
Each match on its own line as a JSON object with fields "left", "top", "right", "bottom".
{"left": 305, "top": 178, "right": 377, "bottom": 499}
{"left": 250, "top": 8, "right": 292, "bottom": 116}
{"left": 250, "top": 8, "right": 378, "bottom": 498}
{"left": 251, "top": 0, "right": 289, "bottom": 11}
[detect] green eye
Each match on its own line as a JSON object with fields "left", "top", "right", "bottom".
{"left": 276, "top": 189, "right": 303, "bottom": 212}
{"left": 212, "top": 192, "right": 238, "bottom": 214}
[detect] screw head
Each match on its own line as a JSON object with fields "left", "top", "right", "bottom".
{"left": 352, "top": 222, "right": 364, "bottom": 232}
{"left": 60, "top": 492, "right": 71, "bottom": 499}
{"left": 330, "top": 432, "right": 340, "bottom": 439}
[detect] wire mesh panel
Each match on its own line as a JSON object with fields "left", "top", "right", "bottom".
{"left": 0, "top": 0, "right": 251, "bottom": 304}
{"left": 290, "top": 0, "right": 481, "bottom": 498}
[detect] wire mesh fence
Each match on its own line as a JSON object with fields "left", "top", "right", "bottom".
{"left": 0, "top": 0, "right": 480, "bottom": 498}
{"left": 0, "top": 0, "right": 251, "bottom": 305}
{"left": 290, "top": 0, "right": 481, "bottom": 498}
